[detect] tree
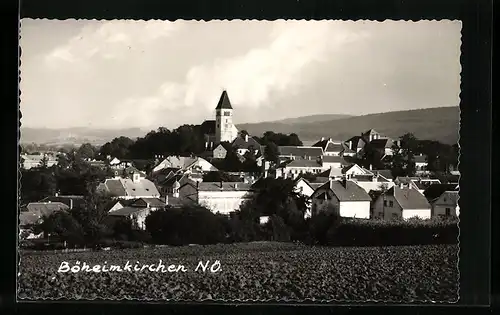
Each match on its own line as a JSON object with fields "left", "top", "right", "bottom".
{"left": 264, "top": 141, "right": 279, "bottom": 165}
{"left": 20, "top": 168, "right": 57, "bottom": 203}
{"left": 100, "top": 136, "right": 135, "bottom": 159}
{"left": 203, "top": 171, "right": 241, "bottom": 182}
{"left": 76, "top": 143, "right": 97, "bottom": 160}
{"left": 388, "top": 133, "right": 418, "bottom": 177}
{"left": 39, "top": 211, "right": 85, "bottom": 246}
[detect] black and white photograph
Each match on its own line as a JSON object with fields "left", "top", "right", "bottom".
{"left": 18, "top": 19, "right": 461, "bottom": 302}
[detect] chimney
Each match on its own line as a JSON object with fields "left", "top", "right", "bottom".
{"left": 399, "top": 182, "right": 404, "bottom": 189}
{"left": 234, "top": 183, "right": 238, "bottom": 189}
{"left": 69, "top": 199, "right": 73, "bottom": 210}
{"left": 369, "top": 164, "right": 372, "bottom": 171}
{"left": 349, "top": 141, "right": 352, "bottom": 150}
{"left": 245, "top": 134, "right": 249, "bottom": 142}
{"left": 55, "top": 192, "right": 59, "bottom": 197}
{"left": 165, "top": 195, "right": 169, "bottom": 205}
{"left": 205, "top": 142, "right": 208, "bottom": 149}
{"left": 329, "top": 178, "right": 333, "bottom": 190}
{"left": 321, "top": 137, "right": 324, "bottom": 141}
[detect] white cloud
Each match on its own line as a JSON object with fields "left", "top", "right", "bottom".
{"left": 44, "top": 20, "right": 182, "bottom": 67}
{"left": 113, "top": 21, "right": 368, "bottom": 128}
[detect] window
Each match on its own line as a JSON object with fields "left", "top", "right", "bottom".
{"left": 217, "top": 124, "right": 219, "bottom": 128}
{"left": 389, "top": 200, "right": 394, "bottom": 207}
{"left": 383, "top": 200, "right": 387, "bottom": 207}
{"left": 445, "top": 208, "right": 451, "bottom": 216}
{"left": 224, "top": 111, "right": 230, "bottom": 116}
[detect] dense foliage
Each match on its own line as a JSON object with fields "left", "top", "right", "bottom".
{"left": 18, "top": 242, "right": 459, "bottom": 302}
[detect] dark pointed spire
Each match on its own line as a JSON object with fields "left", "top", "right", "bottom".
{"left": 215, "top": 90, "right": 233, "bottom": 110}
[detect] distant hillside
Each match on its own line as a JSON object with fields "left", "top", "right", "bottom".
{"left": 268, "top": 114, "right": 353, "bottom": 124}
{"left": 19, "top": 127, "right": 146, "bottom": 146}
{"left": 237, "top": 107, "right": 459, "bottom": 144}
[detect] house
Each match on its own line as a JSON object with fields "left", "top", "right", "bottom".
{"left": 231, "top": 133, "right": 262, "bottom": 157}
{"left": 341, "top": 143, "right": 357, "bottom": 157}
{"left": 20, "top": 153, "right": 58, "bottom": 169}
{"left": 277, "top": 146, "right": 324, "bottom": 163}
{"left": 372, "top": 184, "right": 432, "bottom": 220}
{"left": 316, "top": 167, "right": 344, "bottom": 181}
{"left": 422, "top": 184, "right": 460, "bottom": 218}
{"left": 361, "top": 129, "right": 387, "bottom": 142}
{"left": 19, "top": 202, "right": 70, "bottom": 239}
{"left": 276, "top": 159, "right": 325, "bottom": 179}
{"left": 321, "top": 155, "right": 344, "bottom": 169}
{"left": 310, "top": 178, "right": 372, "bottom": 219}
{"left": 395, "top": 176, "right": 441, "bottom": 194}
{"left": 97, "top": 171, "right": 161, "bottom": 200}
{"left": 350, "top": 173, "right": 395, "bottom": 193}
{"left": 414, "top": 154, "right": 429, "bottom": 174}
{"left": 39, "top": 194, "right": 85, "bottom": 210}
{"left": 293, "top": 177, "right": 327, "bottom": 218}
{"left": 212, "top": 142, "right": 233, "bottom": 159}
{"left": 369, "top": 138, "right": 396, "bottom": 156}
{"left": 344, "top": 136, "right": 367, "bottom": 155}
{"left": 312, "top": 138, "right": 344, "bottom": 156}
{"left": 430, "top": 191, "right": 460, "bottom": 218}
{"left": 178, "top": 181, "right": 254, "bottom": 215}
{"left": 152, "top": 156, "right": 218, "bottom": 174}
{"left": 107, "top": 207, "right": 152, "bottom": 230}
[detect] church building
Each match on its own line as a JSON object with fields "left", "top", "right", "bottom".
{"left": 201, "top": 90, "right": 239, "bottom": 150}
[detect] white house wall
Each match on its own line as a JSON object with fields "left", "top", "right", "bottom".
{"left": 339, "top": 201, "right": 371, "bottom": 219}
{"left": 402, "top": 209, "right": 431, "bottom": 220}
{"left": 294, "top": 181, "right": 315, "bottom": 197}
{"left": 198, "top": 191, "right": 254, "bottom": 215}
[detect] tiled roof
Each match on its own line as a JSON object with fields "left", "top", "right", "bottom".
{"left": 19, "top": 211, "right": 42, "bottom": 226}
{"left": 325, "top": 142, "right": 344, "bottom": 153}
{"left": 423, "top": 184, "right": 459, "bottom": 202}
{"left": 39, "top": 195, "right": 85, "bottom": 209}
{"left": 131, "top": 198, "right": 166, "bottom": 208}
{"left": 196, "top": 182, "right": 253, "bottom": 192}
{"left": 436, "top": 191, "right": 459, "bottom": 205}
{"left": 371, "top": 170, "right": 393, "bottom": 180}
{"left": 215, "top": 90, "right": 233, "bottom": 110}
{"left": 25, "top": 202, "right": 69, "bottom": 217}
{"left": 318, "top": 167, "right": 343, "bottom": 178}
{"left": 284, "top": 159, "right": 322, "bottom": 168}
{"left": 278, "top": 146, "right": 323, "bottom": 158}
{"left": 232, "top": 134, "right": 261, "bottom": 150}
{"left": 317, "top": 180, "right": 372, "bottom": 202}
{"left": 370, "top": 138, "right": 394, "bottom": 149}
{"left": 362, "top": 129, "right": 381, "bottom": 136}
{"left": 387, "top": 186, "right": 431, "bottom": 210}
{"left": 100, "top": 177, "right": 160, "bottom": 198}
{"left": 216, "top": 142, "right": 233, "bottom": 151}
{"left": 108, "top": 207, "right": 149, "bottom": 216}
{"left": 322, "top": 156, "right": 343, "bottom": 163}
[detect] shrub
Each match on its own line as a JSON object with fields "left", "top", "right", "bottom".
{"left": 262, "top": 215, "right": 291, "bottom": 242}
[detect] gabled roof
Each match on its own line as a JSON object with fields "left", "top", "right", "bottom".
{"left": 215, "top": 90, "right": 233, "bottom": 110}
{"left": 318, "top": 167, "right": 343, "bottom": 178}
{"left": 215, "top": 141, "right": 233, "bottom": 151}
{"left": 370, "top": 138, "right": 394, "bottom": 149}
{"left": 322, "top": 156, "right": 343, "bottom": 163}
{"left": 371, "top": 169, "right": 393, "bottom": 180}
{"left": 278, "top": 146, "right": 323, "bottom": 158}
{"left": 362, "top": 129, "right": 381, "bottom": 136}
{"left": 131, "top": 198, "right": 166, "bottom": 208}
{"left": 39, "top": 195, "right": 85, "bottom": 209}
{"left": 195, "top": 182, "right": 253, "bottom": 192}
{"left": 423, "top": 184, "right": 459, "bottom": 202}
{"left": 25, "top": 202, "right": 69, "bottom": 217}
{"left": 99, "top": 177, "right": 160, "bottom": 198}
{"left": 282, "top": 159, "right": 322, "bottom": 168}
{"left": 232, "top": 134, "right": 261, "bottom": 151}
{"left": 316, "top": 180, "right": 372, "bottom": 202}
{"left": 108, "top": 207, "right": 149, "bottom": 217}
{"left": 19, "top": 211, "right": 42, "bottom": 226}
{"left": 386, "top": 186, "right": 431, "bottom": 210}
{"left": 435, "top": 191, "right": 459, "bottom": 205}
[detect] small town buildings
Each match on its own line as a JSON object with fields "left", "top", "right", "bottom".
{"left": 276, "top": 159, "right": 325, "bottom": 179}
{"left": 20, "top": 153, "right": 58, "bottom": 169}
{"left": 201, "top": 90, "right": 239, "bottom": 147}
{"left": 293, "top": 177, "right": 328, "bottom": 218}
{"left": 277, "top": 146, "right": 324, "bottom": 163}
{"left": 372, "top": 184, "right": 432, "bottom": 220}
{"left": 97, "top": 171, "right": 161, "bottom": 200}
{"left": 395, "top": 176, "right": 441, "bottom": 194}
{"left": 19, "top": 201, "right": 70, "bottom": 239}
{"left": 39, "top": 194, "right": 85, "bottom": 210}
{"left": 422, "top": 183, "right": 460, "bottom": 218}
{"left": 312, "top": 138, "right": 345, "bottom": 156}
{"left": 414, "top": 154, "right": 429, "bottom": 175}
{"left": 344, "top": 136, "right": 367, "bottom": 155}
{"left": 212, "top": 142, "right": 233, "bottom": 159}
{"left": 178, "top": 181, "right": 254, "bottom": 215}
{"left": 310, "top": 178, "right": 372, "bottom": 219}
{"left": 321, "top": 155, "right": 343, "bottom": 169}
{"left": 350, "top": 173, "right": 395, "bottom": 193}
{"left": 369, "top": 138, "right": 396, "bottom": 157}
{"left": 152, "top": 156, "right": 218, "bottom": 174}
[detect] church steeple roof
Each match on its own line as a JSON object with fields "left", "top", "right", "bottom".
{"left": 215, "top": 90, "right": 233, "bottom": 110}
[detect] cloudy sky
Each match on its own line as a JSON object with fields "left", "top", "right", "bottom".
{"left": 20, "top": 19, "right": 461, "bottom": 130}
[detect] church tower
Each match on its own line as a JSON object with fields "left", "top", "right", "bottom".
{"left": 215, "top": 90, "right": 238, "bottom": 143}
